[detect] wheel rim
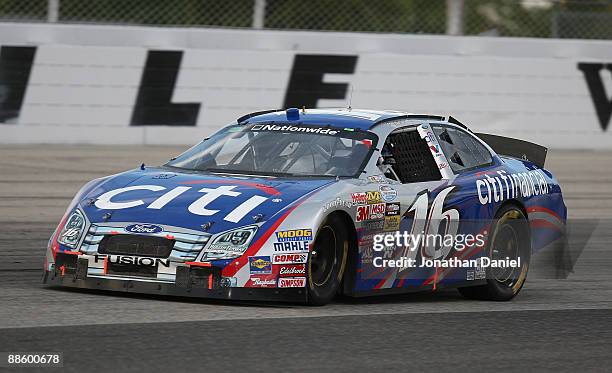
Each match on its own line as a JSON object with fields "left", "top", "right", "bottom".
{"left": 309, "top": 226, "right": 337, "bottom": 287}
{"left": 489, "top": 210, "right": 528, "bottom": 289}
{"left": 491, "top": 224, "right": 519, "bottom": 283}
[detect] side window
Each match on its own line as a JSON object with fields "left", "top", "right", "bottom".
{"left": 379, "top": 129, "right": 441, "bottom": 184}
{"left": 432, "top": 126, "right": 492, "bottom": 172}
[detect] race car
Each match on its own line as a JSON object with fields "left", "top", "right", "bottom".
{"left": 43, "top": 108, "right": 566, "bottom": 305}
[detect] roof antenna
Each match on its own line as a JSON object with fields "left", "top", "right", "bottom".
{"left": 347, "top": 84, "right": 354, "bottom": 111}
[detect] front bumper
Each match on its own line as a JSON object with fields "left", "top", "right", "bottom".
{"left": 42, "top": 255, "right": 307, "bottom": 303}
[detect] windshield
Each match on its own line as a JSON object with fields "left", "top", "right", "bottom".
{"left": 166, "top": 123, "right": 378, "bottom": 177}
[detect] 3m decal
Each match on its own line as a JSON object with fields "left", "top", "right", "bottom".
{"left": 356, "top": 205, "right": 370, "bottom": 222}
{"left": 356, "top": 203, "right": 385, "bottom": 222}
{"left": 249, "top": 256, "right": 272, "bottom": 274}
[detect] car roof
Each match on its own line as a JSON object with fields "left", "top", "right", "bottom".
{"left": 237, "top": 108, "right": 446, "bottom": 131}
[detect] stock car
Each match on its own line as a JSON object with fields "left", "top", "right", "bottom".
{"left": 43, "top": 108, "right": 566, "bottom": 305}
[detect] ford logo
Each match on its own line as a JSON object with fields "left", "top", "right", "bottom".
{"left": 125, "top": 223, "right": 163, "bottom": 234}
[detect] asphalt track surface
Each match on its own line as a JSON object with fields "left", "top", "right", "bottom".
{"left": 1, "top": 146, "right": 611, "bottom": 372}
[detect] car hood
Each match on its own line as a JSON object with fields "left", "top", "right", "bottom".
{"left": 79, "top": 168, "right": 335, "bottom": 234}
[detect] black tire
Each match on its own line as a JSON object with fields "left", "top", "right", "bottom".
{"left": 307, "top": 214, "right": 349, "bottom": 306}
{"left": 458, "top": 204, "right": 531, "bottom": 301}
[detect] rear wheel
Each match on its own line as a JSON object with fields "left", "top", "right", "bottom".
{"left": 458, "top": 205, "right": 531, "bottom": 301}
{"left": 307, "top": 214, "right": 348, "bottom": 306}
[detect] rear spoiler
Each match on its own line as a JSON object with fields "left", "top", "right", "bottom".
{"left": 476, "top": 133, "right": 548, "bottom": 168}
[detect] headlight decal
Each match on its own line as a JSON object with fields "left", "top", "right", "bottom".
{"left": 201, "top": 225, "right": 259, "bottom": 260}
{"left": 57, "top": 209, "right": 88, "bottom": 249}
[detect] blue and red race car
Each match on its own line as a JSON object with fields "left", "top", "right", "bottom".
{"left": 44, "top": 108, "right": 566, "bottom": 305}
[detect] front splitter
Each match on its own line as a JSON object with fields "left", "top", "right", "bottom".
{"left": 42, "top": 270, "right": 307, "bottom": 303}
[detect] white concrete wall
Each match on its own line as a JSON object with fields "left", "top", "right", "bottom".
{"left": 1, "top": 23, "right": 612, "bottom": 148}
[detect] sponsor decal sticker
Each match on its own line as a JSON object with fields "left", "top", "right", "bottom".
{"left": 274, "top": 241, "right": 309, "bottom": 252}
{"left": 323, "top": 197, "right": 353, "bottom": 211}
{"left": 278, "top": 264, "right": 306, "bottom": 277}
{"left": 351, "top": 192, "right": 368, "bottom": 205}
{"left": 367, "top": 175, "right": 388, "bottom": 184}
{"left": 385, "top": 202, "right": 400, "bottom": 216}
{"left": 272, "top": 253, "right": 308, "bottom": 264}
{"left": 383, "top": 215, "right": 401, "bottom": 232}
{"left": 369, "top": 203, "right": 386, "bottom": 220}
{"left": 379, "top": 185, "right": 397, "bottom": 202}
{"left": 361, "top": 220, "right": 385, "bottom": 231}
{"left": 125, "top": 223, "right": 163, "bottom": 234}
{"left": 366, "top": 191, "right": 382, "bottom": 204}
{"left": 356, "top": 203, "right": 385, "bottom": 222}
{"left": 275, "top": 229, "right": 312, "bottom": 242}
{"left": 94, "top": 185, "right": 268, "bottom": 223}
{"left": 251, "top": 124, "right": 339, "bottom": 136}
{"left": 249, "top": 277, "right": 277, "bottom": 288}
{"left": 249, "top": 256, "right": 272, "bottom": 274}
{"left": 476, "top": 169, "right": 549, "bottom": 205}
{"left": 278, "top": 277, "right": 307, "bottom": 288}
{"left": 356, "top": 205, "right": 370, "bottom": 222}
{"left": 352, "top": 191, "right": 382, "bottom": 205}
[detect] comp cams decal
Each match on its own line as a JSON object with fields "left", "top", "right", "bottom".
{"left": 272, "top": 253, "right": 308, "bottom": 264}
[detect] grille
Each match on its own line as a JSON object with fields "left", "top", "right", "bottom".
{"left": 107, "top": 261, "right": 158, "bottom": 278}
{"left": 81, "top": 224, "right": 210, "bottom": 263}
{"left": 98, "top": 235, "right": 174, "bottom": 258}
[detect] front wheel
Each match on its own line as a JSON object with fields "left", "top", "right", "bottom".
{"left": 458, "top": 205, "right": 531, "bottom": 301}
{"left": 307, "top": 214, "right": 348, "bottom": 306}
